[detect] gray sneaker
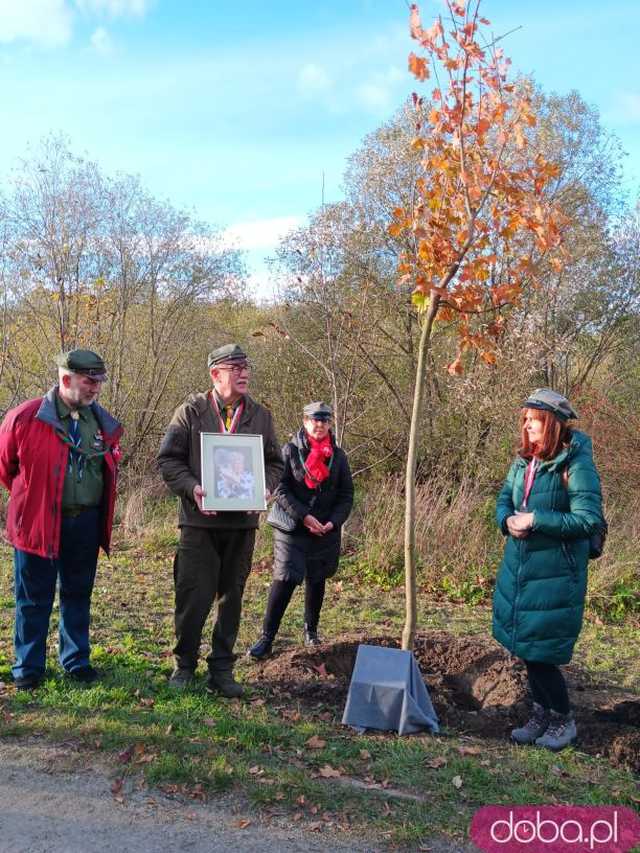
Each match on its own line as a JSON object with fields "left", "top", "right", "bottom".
{"left": 511, "top": 702, "right": 550, "bottom": 745}
{"left": 535, "top": 711, "right": 577, "bottom": 752}
{"left": 206, "top": 670, "right": 243, "bottom": 699}
{"left": 168, "top": 667, "right": 195, "bottom": 690}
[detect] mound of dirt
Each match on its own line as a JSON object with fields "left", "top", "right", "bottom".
{"left": 246, "top": 630, "right": 640, "bottom": 773}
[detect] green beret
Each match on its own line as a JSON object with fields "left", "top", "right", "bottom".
{"left": 303, "top": 401, "right": 332, "bottom": 420}
{"left": 55, "top": 349, "right": 107, "bottom": 380}
{"left": 523, "top": 388, "right": 578, "bottom": 421}
{"left": 207, "top": 343, "right": 248, "bottom": 368}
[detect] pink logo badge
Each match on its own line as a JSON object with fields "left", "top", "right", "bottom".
{"left": 471, "top": 805, "right": 640, "bottom": 853}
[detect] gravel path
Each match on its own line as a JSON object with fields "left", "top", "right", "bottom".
{"left": 0, "top": 740, "right": 473, "bottom": 853}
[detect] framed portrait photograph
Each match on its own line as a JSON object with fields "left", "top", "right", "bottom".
{"left": 200, "top": 432, "right": 267, "bottom": 512}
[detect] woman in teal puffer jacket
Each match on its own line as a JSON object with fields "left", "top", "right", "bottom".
{"left": 493, "top": 388, "right": 604, "bottom": 752}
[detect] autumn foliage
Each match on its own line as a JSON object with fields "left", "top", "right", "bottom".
{"left": 393, "top": 1, "right": 566, "bottom": 374}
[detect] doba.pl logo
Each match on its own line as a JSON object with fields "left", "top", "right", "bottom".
{"left": 471, "top": 805, "right": 640, "bottom": 853}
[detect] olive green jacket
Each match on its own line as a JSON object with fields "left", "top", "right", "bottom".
{"left": 492, "top": 430, "right": 604, "bottom": 665}
{"left": 157, "top": 392, "right": 283, "bottom": 530}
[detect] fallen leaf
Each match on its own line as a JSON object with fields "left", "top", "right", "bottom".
{"left": 312, "top": 663, "right": 329, "bottom": 678}
{"left": 117, "top": 746, "right": 134, "bottom": 764}
{"left": 359, "top": 749, "right": 371, "bottom": 760}
{"left": 427, "top": 756, "right": 447, "bottom": 768}
{"left": 111, "top": 777, "right": 125, "bottom": 803}
{"left": 248, "top": 765, "right": 265, "bottom": 776}
{"left": 234, "top": 819, "right": 251, "bottom": 829}
{"left": 452, "top": 775, "right": 463, "bottom": 789}
{"left": 306, "top": 735, "right": 327, "bottom": 750}
{"left": 165, "top": 724, "right": 173, "bottom": 735}
{"left": 318, "top": 764, "right": 341, "bottom": 778}
{"left": 458, "top": 745, "right": 481, "bottom": 756}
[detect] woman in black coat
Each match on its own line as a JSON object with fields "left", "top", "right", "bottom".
{"left": 248, "top": 401, "right": 354, "bottom": 659}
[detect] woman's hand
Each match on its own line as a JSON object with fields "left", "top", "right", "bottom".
{"left": 506, "top": 512, "right": 533, "bottom": 538}
{"left": 303, "top": 514, "right": 325, "bottom": 535}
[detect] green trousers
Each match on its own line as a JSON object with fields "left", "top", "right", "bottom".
{"left": 173, "top": 526, "right": 256, "bottom": 672}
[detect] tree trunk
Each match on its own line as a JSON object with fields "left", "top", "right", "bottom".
{"left": 402, "top": 294, "right": 440, "bottom": 651}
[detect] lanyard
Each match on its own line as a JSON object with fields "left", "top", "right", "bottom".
{"left": 521, "top": 458, "right": 539, "bottom": 509}
{"left": 210, "top": 393, "right": 244, "bottom": 434}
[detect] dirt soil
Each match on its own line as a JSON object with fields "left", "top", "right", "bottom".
{"left": 247, "top": 630, "right": 640, "bottom": 772}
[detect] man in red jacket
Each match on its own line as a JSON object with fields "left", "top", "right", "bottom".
{"left": 0, "top": 349, "right": 122, "bottom": 690}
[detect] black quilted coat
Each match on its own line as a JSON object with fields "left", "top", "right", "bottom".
{"left": 271, "top": 428, "right": 354, "bottom": 584}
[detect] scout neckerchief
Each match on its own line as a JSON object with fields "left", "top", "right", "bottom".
{"left": 210, "top": 393, "right": 244, "bottom": 434}
{"left": 521, "top": 457, "right": 540, "bottom": 510}
{"left": 58, "top": 409, "right": 109, "bottom": 481}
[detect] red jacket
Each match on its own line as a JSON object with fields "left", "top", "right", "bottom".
{"left": 0, "top": 388, "right": 123, "bottom": 559}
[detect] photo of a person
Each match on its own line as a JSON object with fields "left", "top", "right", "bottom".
{"left": 213, "top": 447, "right": 255, "bottom": 500}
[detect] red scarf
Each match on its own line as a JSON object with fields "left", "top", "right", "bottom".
{"left": 304, "top": 434, "right": 333, "bottom": 489}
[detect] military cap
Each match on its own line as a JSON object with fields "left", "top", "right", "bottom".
{"left": 55, "top": 349, "right": 107, "bottom": 381}
{"left": 303, "top": 401, "right": 333, "bottom": 421}
{"left": 207, "top": 343, "right": 248, "bottom": 368}
{"left": 523, "top": 388, "right": 578, "bottom": 422}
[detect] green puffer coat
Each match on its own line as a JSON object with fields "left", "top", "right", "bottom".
{"left": 492, "top": 430, "right": 604, "bottom": 665}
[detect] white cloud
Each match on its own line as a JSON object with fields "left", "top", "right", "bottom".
{"left": 75, "top": 0, "right": 151, "bottom": 16}
{"left": 0, "top": 0, "right": 150, "bottom": 48}
{"left": 608, "top": 91, "right": 640, "bottom": 125}
{"left": 222, "top": 216, "right": 302, "bottom": 252}
{"left": 0, "top": 0, "right": 73, "bottom": 46}
{"left": 90, "top": 25, "right": 112, "bottom": 54}
{"left": 297, "top": 62, "right": 332, "bottom": 96}
{"left": 355, "top": 65, "right": 404, "bottom": 113}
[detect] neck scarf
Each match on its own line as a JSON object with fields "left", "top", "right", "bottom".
{"left": 303, "top": 433, "right": 333, "bottom": 489}
{"left": 210, "top": 392, "right": 244, "bottom": 434}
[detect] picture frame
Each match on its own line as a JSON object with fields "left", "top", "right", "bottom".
{"left": 200, "top": 432, "right": 267, "bottom": 512}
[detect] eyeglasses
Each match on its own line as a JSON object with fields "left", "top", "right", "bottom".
{"left": 215, "top": 361, "right": 251, "bottom": 375}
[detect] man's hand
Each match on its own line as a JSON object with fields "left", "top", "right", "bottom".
{"left": 506, "top": 511, "right": 533, "bottom": 538}
{"left": 303, "top": 514, "right": 325, "bottom": 536}
{"left": 248, "top": 489, "right": 272, "bottom": 516}
{"left": 321, "top": 521, "right": 334, "bottom": 534}
{"left": 193, "top": 484, "right": 217, "bottom": 516}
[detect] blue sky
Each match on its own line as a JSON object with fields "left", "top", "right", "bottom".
{"left": 1, "top": 0, "right": 638, "bottom": 294}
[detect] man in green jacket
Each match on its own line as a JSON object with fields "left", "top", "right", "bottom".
{"left": 158, "top": 344, "right": 283, "bottom": 697}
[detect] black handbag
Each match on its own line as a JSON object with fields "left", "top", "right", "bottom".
{"left": 266, "top": 501, "right": 297, "bottom": 533}
{"left": 267, "top": 494, "right": 317, "bottom": 534}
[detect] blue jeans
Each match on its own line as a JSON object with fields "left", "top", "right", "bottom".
{"left": 12, "top": 508, "right": 101, "bottom": 680}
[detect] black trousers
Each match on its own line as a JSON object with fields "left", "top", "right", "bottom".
{"left": 524, "top": 660, "right": 570, "bottom": 714}
{"left": 173, "top": 526, "right": 256, "bottom": 672}
{"left": 262, "top": 577, "right": 326, "bottom": 638}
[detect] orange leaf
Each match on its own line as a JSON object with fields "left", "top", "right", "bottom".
{"left": 409, "top": 52, "right": 430, "bottom": 81}
{"left": 447, "top": 355, "right": 464, "bottom": 376}
{"left": 409, "top": 4, "right": 422, "bottom": 39}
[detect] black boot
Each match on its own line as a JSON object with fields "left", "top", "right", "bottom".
{"left": 304, "top": 624, "right": 321, "bottom": 646}
{"left": 247, "top": 635, "right": 274, "bottom": 660}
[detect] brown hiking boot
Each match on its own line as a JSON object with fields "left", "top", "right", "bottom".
{"left": 206, "top": 670, "right": 243, "bottom": 699}
{"left": 511, "top": 702, "right": 549, "bottom": 745}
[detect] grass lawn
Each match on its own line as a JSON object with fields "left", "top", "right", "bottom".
{"left": 0, "top": 522, "right": 638, "bottom": 849}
